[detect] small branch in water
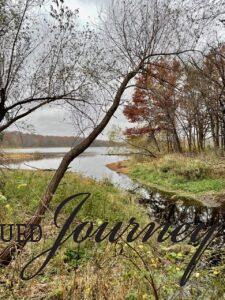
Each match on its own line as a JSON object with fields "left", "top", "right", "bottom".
{"left": 23, "top": 163, "right": 55, "bottom": 171}
{"left": 23, "top": 163, "right": 72, "bottom": 172}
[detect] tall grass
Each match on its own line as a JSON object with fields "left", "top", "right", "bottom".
{"left": 128, "top": 154, "right": 225, "bottom": 200}
{"left": 0, "top": 170, "right": 224, "bottom": 299}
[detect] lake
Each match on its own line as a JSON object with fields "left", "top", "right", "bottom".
{"left": 4, "top": 147, "right": 134, "bottom": 190}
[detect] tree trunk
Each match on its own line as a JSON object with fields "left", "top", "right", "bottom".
{"left": 187, "top": 125, "right": 192, "bottom": 152}
{"left": 210, "top": 114, "right": 219, "bottom": 149}
{"left": 166, "top": 111, "right": 182, "bottom": 153}
{"left": 0, "top": 68, "right": 141, "bottom": 267}
{"left": 148, "top": 131, "right": 160, "bottom": 152}
{"left": 171, "top": 125, "right": 182, "bottom": 153}
{"left": 219, "top": 99, "right": 225, "bottom": 149}
{"left": 0, "top": 88, "right": 6, "bottom": 123}
{"left": 197, "top": 121, "right": 204, "bottom": 151}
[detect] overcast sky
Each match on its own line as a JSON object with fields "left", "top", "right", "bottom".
{"left": 10, "top": 0, "right": 131, "bottom": 139}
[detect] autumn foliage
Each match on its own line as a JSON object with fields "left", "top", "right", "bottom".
{"left": 124, "top": 45, "right": 225, "bottom": 153}
{"left": 124, "top": 58, "right": 182, "bottom": 152}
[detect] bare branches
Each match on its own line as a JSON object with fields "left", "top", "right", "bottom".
{"left": 4, "top": 0, "right": 30, "bottom": 91}
{"left": 0, "top": 98, "right": 57, "bottom": 132}
{"left": 0, "top": 0, "right": 224, "bottom": 268}
{"left": 0, "top": 0, "right": 98, "bottom": 131}
{"left": 123, "top": 137, "right": 157, "bottom": 158}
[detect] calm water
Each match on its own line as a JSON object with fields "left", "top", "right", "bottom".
{"left": 4, "top": 147, "right": 225, "bottom": 230}
{"left": 5, "top": 147, "right": 134, "bottom": 190}
{"left": 3, "top": 147, "right": 72, "bottom": 154}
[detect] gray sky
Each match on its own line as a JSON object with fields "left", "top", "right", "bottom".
{"left": 10, "top": 0, "right": 130, "bottom": 139}
{"left": 22, "top": 104, "right": 130, "bottom": 139}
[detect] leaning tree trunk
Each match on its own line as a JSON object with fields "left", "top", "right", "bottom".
{"left": 0, "top": 67, "right": 141, "bottom": 267}
{"left": 148, "top": 131, "right": 160, "bottom": 152}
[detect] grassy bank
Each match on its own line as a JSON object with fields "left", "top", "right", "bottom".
{"left": 0, "top": 152, "right": 68, "bottom": 164}
{"left": 0, "top": 170, "right": 224, "bottom": 299}
{"left": 0, "top": 152, "right": 45, "bottom": 163}
{"left": 107, "top": 154, "right": 225, "bottom": 206}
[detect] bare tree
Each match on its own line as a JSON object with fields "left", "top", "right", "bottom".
{"left": 0, "top": 0, "right": 99, "bottom": 132}
{"left": 0, "top": 0, "right": 223, "bottom": 271}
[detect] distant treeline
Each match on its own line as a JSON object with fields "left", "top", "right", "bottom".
{"left": 0, "top": 131, "right": 123, "bottom": 148}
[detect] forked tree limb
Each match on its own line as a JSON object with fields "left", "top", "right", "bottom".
{"left": 0, "top": 65, "right": 141, "bottom": 267}
{"left": 0, "top": 48, "right": 197, "bottom": 266}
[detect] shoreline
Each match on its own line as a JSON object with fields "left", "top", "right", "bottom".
{"left": 0, "top": 152, "right": 64, "bottom": 163}
{"left": 106, "top": 160, "right": 225, "bottom": 207}
{"left": 0, "top": 150, "right": 101, "bottom": 164}
{"left": 106, "top": 160, "right": 130, "bottom": 173}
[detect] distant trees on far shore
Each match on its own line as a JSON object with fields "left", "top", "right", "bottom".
{"left": 0, "top": 131, "right": 123, "bottom": 148}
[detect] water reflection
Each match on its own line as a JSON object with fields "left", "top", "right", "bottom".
{"left": 5, "top": 147, "right": 134, "bottom": 190}
{"left": 134, "top": 186, "right": 225, "bottom": 252}
{"left": 4, "top": 147, "right": 225, "bottom": 231}
{"left": 136, "top": 187, "right": 225, "bottom": 226}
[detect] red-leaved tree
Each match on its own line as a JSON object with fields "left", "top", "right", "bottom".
{"left": 124, "top": 58, "right": 182, "bottom": 153}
